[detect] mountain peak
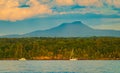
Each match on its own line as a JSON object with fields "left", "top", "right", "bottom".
{"left": 58, "top": 21, "right": 87, "bottom": 29}
{"left": 61, "top": 21, "right": 83, "bottom": 26}
{"left": 72, "top": 21, "right": 82, "bottom": 24}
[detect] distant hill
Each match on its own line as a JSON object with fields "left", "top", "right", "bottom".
{"left": 1, "top": 21, "right": 120, "bottom": 38}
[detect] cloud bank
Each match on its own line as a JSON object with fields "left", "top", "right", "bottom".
{"left": 55, "top": 0, "right": 74, "bottom": 6}
{"left": 0, "top": 0, "right": 120, "bottom": 21}
{"left": 75, "top": 0, "right": 103, "bottom": 7}
{"left": 0, "top": 0, "right": 51, "bottom": 21}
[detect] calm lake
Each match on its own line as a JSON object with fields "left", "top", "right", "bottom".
{"left": 0, "top": 60, "right": 120, "bottom": 73}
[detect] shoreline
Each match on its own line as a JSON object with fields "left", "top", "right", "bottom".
{"left": 0, "top": 58, "right": 120, "bottom": 60}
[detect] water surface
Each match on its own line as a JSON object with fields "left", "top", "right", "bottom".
{"left": 0, "top": 60, "right": 120, "bottom": 73}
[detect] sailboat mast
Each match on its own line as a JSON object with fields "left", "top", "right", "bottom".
{"left": 70, "top": 49, "right": 74, "bottom": 59}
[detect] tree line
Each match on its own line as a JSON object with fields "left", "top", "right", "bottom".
{"left": 0, "top": 37, "right": 120, "bottom": 60}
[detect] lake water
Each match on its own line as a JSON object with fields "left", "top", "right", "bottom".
{"left": 0, "top": 60, "right": 120, "bottom": 73}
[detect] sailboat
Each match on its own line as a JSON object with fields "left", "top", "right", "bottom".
{"left": 69, "top": 49, "right": 78, "bottom": 60}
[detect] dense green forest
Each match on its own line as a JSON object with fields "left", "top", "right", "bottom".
{"left": 0, "top": 37, "right": 120, "bottom": 60}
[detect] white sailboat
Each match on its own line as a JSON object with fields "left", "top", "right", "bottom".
{"left": 69, "top": 49, "right": 78, "bottom": 60}
{"left": 70, "top": 58, "right": 77, "bottom": 60}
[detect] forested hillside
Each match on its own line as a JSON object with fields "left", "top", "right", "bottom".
{"left": 0, "top": 37, "right": 120, "bottom": 60}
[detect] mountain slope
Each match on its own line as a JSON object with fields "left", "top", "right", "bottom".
{"left": 1, "top": 21, "right": 120, "bottom": 38}
{"left": 24, "top": 21, "right": 120, "bottom": 37}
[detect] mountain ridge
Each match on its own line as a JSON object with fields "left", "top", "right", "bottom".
{"left": 0, "top": 21, "right": 120, "bottom": 38}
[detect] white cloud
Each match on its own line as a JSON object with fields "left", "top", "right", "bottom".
{"left": 74, "top": 0, "right": 120, "bottom": 8}
{"left": 0, "top": 0, "right": 19, "bottom": 8}
{"left": 53, "top": 0, "right": 120, "bottom": 8}
{"left": 0, "top": 0, "right": 52, "bottom": 21}
{"left": 39, "top": 0, "right": 52, "bottom": 3}
{"left": 55, "top": 0, "right": 74, "bottom": 6}
{"left": 75, "top": 0, "right": 103, "bottom": 7}
{"left": 52, "top": 0, "right": 120, "bottom": 15}
{"left": 106, "top": 0, "right": 120, "bottom": 8}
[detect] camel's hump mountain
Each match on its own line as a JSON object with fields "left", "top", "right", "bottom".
{"left": 1, "top": 21, "right": 120, "bottom": 38}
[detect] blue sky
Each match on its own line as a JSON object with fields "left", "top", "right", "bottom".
{"left": 0, "top": 0, "right": 120, "bottom": 36}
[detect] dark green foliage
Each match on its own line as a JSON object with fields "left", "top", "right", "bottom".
{"left": 0, "top": 37, "right": 120, "bottom": 60}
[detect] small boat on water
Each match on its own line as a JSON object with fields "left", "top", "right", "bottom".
{"left": 69, "top": 49, "right": 78, "bottom": 61}
{"left": 19, "top": 58, "right": 26, "bottom": 61}
{"left": 70, "top": 58, "right": 78, "bottom": 61}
